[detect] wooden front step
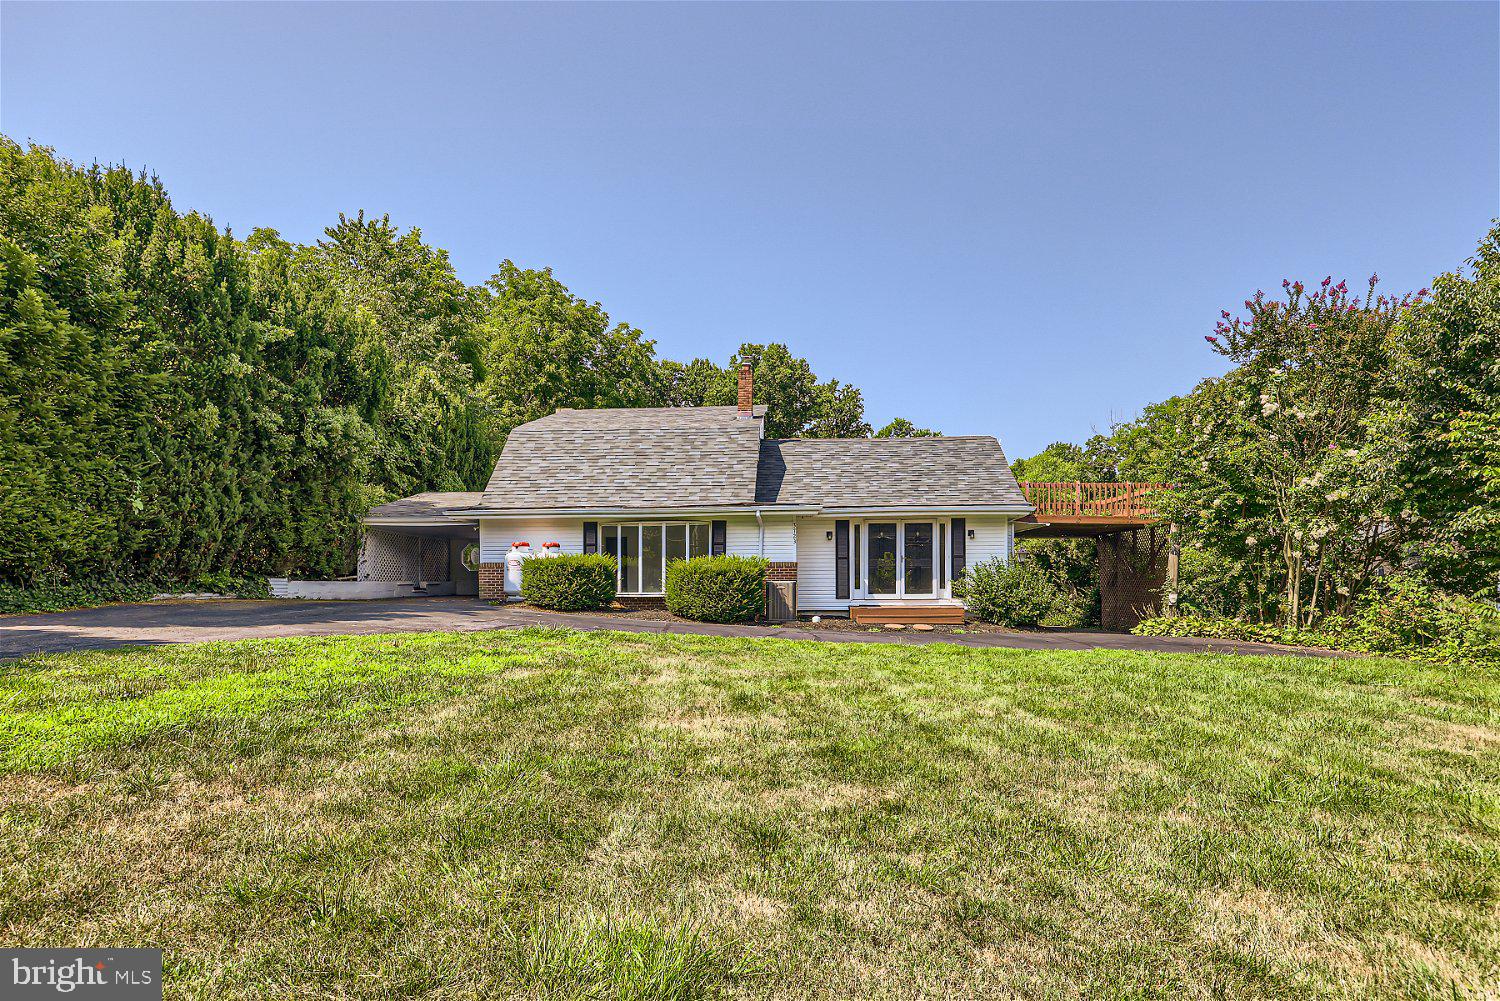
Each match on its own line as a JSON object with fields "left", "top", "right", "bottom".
{"left": 850, "top": 605, "right": 965, "bottom": 625}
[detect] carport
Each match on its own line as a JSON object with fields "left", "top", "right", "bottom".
{"left": 269, "top": 491, "right": 482, "bottom": 599}
{"left": 356, "top": 491, "right": 483, "bottom": 596}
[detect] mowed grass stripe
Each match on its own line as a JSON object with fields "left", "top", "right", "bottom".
{"left": 0, "top": 628, "right": 1495, "bottom": 999}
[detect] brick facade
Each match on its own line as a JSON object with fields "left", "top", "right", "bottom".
{"left": 614, "top": 595, "right": 667, "bottom": 610}
{"left": 766, "top": 561, "right": 798, "bottom": 582}
{"left": 478, "top": 562, "right": 505, "bottom": 601}
{"left": 1097, "top": 530, "right": 1167, "bottom": 632}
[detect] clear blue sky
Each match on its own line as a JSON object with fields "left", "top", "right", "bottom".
{"left": 4, "top": 2, "right": 1496, "bottom": 459}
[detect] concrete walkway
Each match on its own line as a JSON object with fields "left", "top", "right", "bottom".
{"left": 0, "top": 597, "right": 1338, "bottom": 661}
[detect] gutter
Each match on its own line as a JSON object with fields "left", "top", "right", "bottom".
{"left": 434, "top": 503, "right": 1032, "bottom": 522}
{"left": 816, "top": 504, "right": 1034, "bottom": 516}
{"left": 444, "top": 505, "right": 820, "bottom": 519}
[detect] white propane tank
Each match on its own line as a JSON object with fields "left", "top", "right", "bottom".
{"left": 505, "top": 541, "right": 531, "bottom": 597}
{"left": 539, "top": 542, "right": 563, "bottom": 559}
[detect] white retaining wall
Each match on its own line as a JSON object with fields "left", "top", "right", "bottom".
{"left": 268, "top": 579, "right": 457, "bottom": 600}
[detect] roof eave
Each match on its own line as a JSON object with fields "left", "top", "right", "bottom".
{"left": 446, "top": 504, "right": 821, "bottom": 518}
{"left": 814, "top": 503, "right": 1034, "bottom": 516}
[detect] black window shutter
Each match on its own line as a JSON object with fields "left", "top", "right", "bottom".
{"left": 710, "top": 520, "right": 727, "bottom": 556}
{"left": 938, "top": 523, "right": 946, "bottom": 590}
{"left": 834, "top": 520, "right": 850, "bottom": 600}
{"left": 583, "top": 522, "right": 598, "bottom": 554}
{"left": 951, "top": 518, "right": 966, "bottom": 581}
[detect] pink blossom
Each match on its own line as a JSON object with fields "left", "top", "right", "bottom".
{"left": 1205, "top": 335, "right": 1219, "bottom": 344}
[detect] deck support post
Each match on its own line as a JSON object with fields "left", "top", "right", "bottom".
{"left": 1164, "top": 523, "right": 1180, "bottom": 618}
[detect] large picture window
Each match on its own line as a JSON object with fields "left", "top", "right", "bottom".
{"left": 602, "top": 522, "right": 712, "bottom": 594}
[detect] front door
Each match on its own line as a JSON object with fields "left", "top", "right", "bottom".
{"left": 864, "top": 521, "right": 936, "bottom": 598}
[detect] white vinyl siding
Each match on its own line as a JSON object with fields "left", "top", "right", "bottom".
{"left": 963, "top": 515, "right": 1012, "bottom": 568}
{"left": 724, "top": 515, "right": 796, "bottom": 563}
{"left": 479, "top": 518, "right": 584, "bottom": 563}
{"left": 795, "top": 517, "right": 841, "bottom": 610}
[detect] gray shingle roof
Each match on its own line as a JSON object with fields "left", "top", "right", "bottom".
{"left": 370, "top": 409, "right": 1028, "bottom": 517}
{"left": 479, "top": 406, "right": 768, "bottom": 510}
{"left": 755, "top": 437, "right": 1029, "bottom": 508}
{"left": 365, "top": 491, "right": 484, "bottom": 520}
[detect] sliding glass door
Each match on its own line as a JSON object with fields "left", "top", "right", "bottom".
{"left": 862, "top": 521, "right": 936, "bottom": 598}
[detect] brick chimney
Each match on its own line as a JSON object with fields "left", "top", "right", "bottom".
{"left": 737, "top": 363, "right": 754, "bottom": 417}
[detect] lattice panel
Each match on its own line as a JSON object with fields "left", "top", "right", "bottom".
{"left": 421, "top": 539, "right": 450, "bottom": 581}
{"left": 360, "top": 530, "right": 451, "bottom": 583}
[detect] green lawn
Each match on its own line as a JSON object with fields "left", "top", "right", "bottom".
{"left": 1, "top": 629, "right": 1495, "bottom": 1000}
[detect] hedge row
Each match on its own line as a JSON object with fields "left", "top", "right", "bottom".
{"left": 0, "top": 572, "right": 272, "bottom": 615}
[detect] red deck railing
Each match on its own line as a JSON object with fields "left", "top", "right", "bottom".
{"left": 1020, "top": 481, "right": 1171, "bottom": 521}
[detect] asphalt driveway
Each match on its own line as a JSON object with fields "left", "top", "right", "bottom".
{"left": 0, "top": 597, "right": 1340, "bottom": 660}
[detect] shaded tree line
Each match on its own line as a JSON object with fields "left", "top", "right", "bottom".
{"left": 1014, "top": 224, "right": 1500, "bottom": 628}
{"left": 0, "top": 140, "right": 933, "bottom": 589}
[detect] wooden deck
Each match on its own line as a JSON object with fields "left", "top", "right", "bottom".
{"left": 1019, "top": 481, "right": 1171, "bottom": 536}
{"left": 850, "top": 605, "right": 966, "bottom": 625}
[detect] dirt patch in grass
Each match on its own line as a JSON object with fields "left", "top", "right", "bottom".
{"left": 1419, "top": 719, "right": 1500, "bottom": 754}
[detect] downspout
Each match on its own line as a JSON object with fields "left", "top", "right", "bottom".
{"left": 755, "top": 508, "right": 765, "bottom": 557}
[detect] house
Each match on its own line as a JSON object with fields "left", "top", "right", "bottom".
{"left": 351, "top": 364, "right": 1034, "bottom": 618}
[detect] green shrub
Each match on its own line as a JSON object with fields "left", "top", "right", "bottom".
{"left": 1133, "top": 615, "right": 1305, "bottom": 645}
{"left": 519, "top": 554, "right": 618, "bottom": 611}
{"left": 1174, "top": 545, "right": 1256, "bottom": 619}
{"left": 1017, "top": 537, "right": 1098, "bottom": 627}
{"left": 181, "top": 571, "right": 272, "bottom": 599}
{"left": 665, "top": 555, "right": 768, "bottom": 624}
{"left": 1135, "top": 575, "right": 1500, "bottom": 667}
{"left": 0, "top": 570, "right": 277, "bottom": 615}
{"left": 1343, "top": 571, "right": 1500, "bottom": 666}
{"left": 955, "top": 557, "right": 1060, "bottom": 628}
{"left": 0, "top": 576, "right": 158, "bottom": 615}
